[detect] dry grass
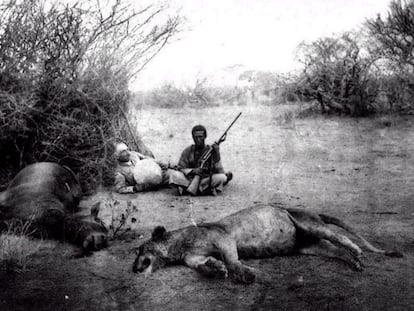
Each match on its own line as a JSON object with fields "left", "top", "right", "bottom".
{"left": 0, "top": 219, "right": 42, "bottom": 273}
{"left": 1, "top": 103, "right": 414, "bottom": 310}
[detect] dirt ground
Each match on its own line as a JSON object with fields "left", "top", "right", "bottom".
{"left": 1, "top": 103, "right": 414, "bottom": 311}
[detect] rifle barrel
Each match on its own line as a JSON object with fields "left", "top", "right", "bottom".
{"left": 218, "top": 112, "right": 242, "bottom": 142}
{"left": 200, "top": 112, "right": 242, "bottom": 167}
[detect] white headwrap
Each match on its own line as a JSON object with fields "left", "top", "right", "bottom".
{"left": 114, "top": 142, "right": 129, "bottom": 158}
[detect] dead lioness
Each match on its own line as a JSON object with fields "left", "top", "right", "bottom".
{"left": 0, "top": 162, "right": 107, "bottom": 252}
{"left": 132, "top": 203, "right": 402, "bottom": 284}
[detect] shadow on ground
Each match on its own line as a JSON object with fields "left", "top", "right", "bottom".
{"left": 1, "top": 104, "right": 413, "bottom": 310}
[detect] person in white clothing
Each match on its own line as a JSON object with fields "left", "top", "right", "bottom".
{"left": 113, "top": 142, "right": 170, "bottom": 193}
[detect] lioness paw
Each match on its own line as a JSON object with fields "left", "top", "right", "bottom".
{"left": 205, "top": 258, "right": 228, "bottom": 278}
{"left": 197, "top": 258, "right": 228, "bottom": 278}
{"left": 82, "top": 232, "right": 108, "bottom": 252}
{"left": 231, "top": 265, "right": 257, "bottom": 284}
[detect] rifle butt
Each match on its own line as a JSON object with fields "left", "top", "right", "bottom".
{"left": 187, "top": 175, "right": 201, "bottom": 195}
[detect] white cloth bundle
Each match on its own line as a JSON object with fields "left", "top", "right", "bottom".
{"left": 133, "top": 159, "right": 162, "bottom": 186}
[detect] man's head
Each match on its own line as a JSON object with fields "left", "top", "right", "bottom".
{"left": 191, "top": 125, "right": 207, "bottom": 149}
{"left": 114, "top": 142, "right": 130, "bottom": 163}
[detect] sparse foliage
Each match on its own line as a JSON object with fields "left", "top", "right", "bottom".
{"left": 136, "top": 79, "right": 248, "bottom": 108}
{"left": 239, "top": 70, "right": 279, "bottom": 97}
{"left": 0, "top": 0, "right": 181, "bottom": 190}
{"left": 366, "top": 0, "right": 414, "bottom": 70}
{"left": 295, "top": 33, "right": 380, "bottom": 116}
{"left": 98, "top": 194, "right": 138, "bottom": 239}
{"left": 366, "top": 0, "right": 414, "bottom": 112}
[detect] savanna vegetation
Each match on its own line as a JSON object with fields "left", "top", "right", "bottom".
{"left": 2, "top": 0, "right": 414, "bottom": 191}
{"left": 137, "top": 0, "right": 414, "bottom": 118}
{"left": 0, "top": 0, "right": 180, "bottom": 190}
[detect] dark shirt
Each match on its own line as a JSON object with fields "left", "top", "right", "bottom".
{"left": 178, "top": 145, "right": 224, "bottom": 176}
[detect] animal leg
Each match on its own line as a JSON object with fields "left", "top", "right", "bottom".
{"left": 215, "top": 239, "right": 257, "bottom": 284}
{"left": 297, "top": 222, "right": 363, "bottom": 258}
{"left": 62, "top": 214, "right": 108, "bottom": 251}
{"left": 298, "top": 239, "right": 363, "bottom": 271}
{"left": 319, "top": 214, "right": 403, "bottom": 257}
{"left": 184, "top": 255, "right": 228, "bottom": 278}
{"left": 38, "top": 205, "right": 107, "bottom": 252}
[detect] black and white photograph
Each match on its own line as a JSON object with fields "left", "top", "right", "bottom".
{"left": 0, "top": 0, "right": 413, "bottom": 310}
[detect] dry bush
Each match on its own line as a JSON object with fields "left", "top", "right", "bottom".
{"left": 0, "top": 66, "right": 135, "bottom": 190}
{"left": 0, "top": 0, "right": 180, "bottom": 191}
{"left": 366, "top": 0, "right": 414, "bottom": 114}
{"left": 136, "top": 81, "right": 249, "bottom": 108}
{"left": 141, "top": 83, "right": 189, "bottom": 108}
{"left": 295, "top": 32, "right": 380, "bottom": 116}
{"left": 206, "top": 86, "right": 248, "bottom": 106}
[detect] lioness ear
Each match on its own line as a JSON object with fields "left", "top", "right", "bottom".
{"left": 152, "top": 226, "right": 167, "bottom": 241}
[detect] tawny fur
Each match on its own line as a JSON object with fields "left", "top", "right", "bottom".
{"left": 132, "top": 203, "right": 402, "bottom": 284}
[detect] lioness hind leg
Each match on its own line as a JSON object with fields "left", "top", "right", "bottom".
{"left": 184, "top": 255, "right": 228, "bottom": 279}
{"left": 299, "top": 239, "right": 363, "bottom": 271}
{"left": 300, "top": 223, "right": 362, "bottom": 258}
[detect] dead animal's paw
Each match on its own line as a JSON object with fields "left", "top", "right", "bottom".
{"left": 82, "top": 232, "right": 108, "bottom": 252}
{"left": 230, "top": 265, "right": 257, "bottom": 284}
{"left": 205, "top": 258, "right": 228, "bottom": 278}
{"left": 347, "top": 252, "right": 364, "bottom": 271}
{"left": 197, "top": 257, "right": 228, "bottom": 278}
{"left": 353, "top": 259, "right": 364, "bottom": 272}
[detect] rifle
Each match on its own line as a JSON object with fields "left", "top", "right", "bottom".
{"left": 186, "top": 112, "right": 242, "bottom": 195}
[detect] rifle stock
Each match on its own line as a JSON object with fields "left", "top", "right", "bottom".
{"left": 186, "top": 174, "right": 201, "bottom": 195}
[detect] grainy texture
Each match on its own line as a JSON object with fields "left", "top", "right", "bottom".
{"left": 1, "top": 103, "right": 413, "bottom": 311}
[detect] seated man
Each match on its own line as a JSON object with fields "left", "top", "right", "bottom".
{"left": 169, "top": 125, "right": 232, "bottom": 195}
{"left": 114, "top": 142, "right": 170, "bottom": 193}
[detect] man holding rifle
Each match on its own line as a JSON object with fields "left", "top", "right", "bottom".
{"left": 177, "top": 125, "right": 232, "bottom": 195}
{"left": 169, "top": 113, "right": 241, "bottom": 196}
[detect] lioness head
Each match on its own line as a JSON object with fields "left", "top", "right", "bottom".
{"left": 132, "top": 226, "right": 169, "bottom": 275}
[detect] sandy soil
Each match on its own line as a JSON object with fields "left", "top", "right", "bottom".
{"left": 1, "top": 103, "right": 414, "bottom": 311}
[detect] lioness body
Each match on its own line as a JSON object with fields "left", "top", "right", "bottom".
{"left": 0, "top": 162, "right": 107, "bottom": 251}
{"left": 220, "top": 205, "right": 296, "bottom": 258}
{"left": 133, "top": 204, "right": 402, "bottom": 283}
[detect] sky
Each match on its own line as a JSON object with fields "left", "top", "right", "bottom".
{"left": 131, "top": 0, "right": 392, "bottom": 90}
